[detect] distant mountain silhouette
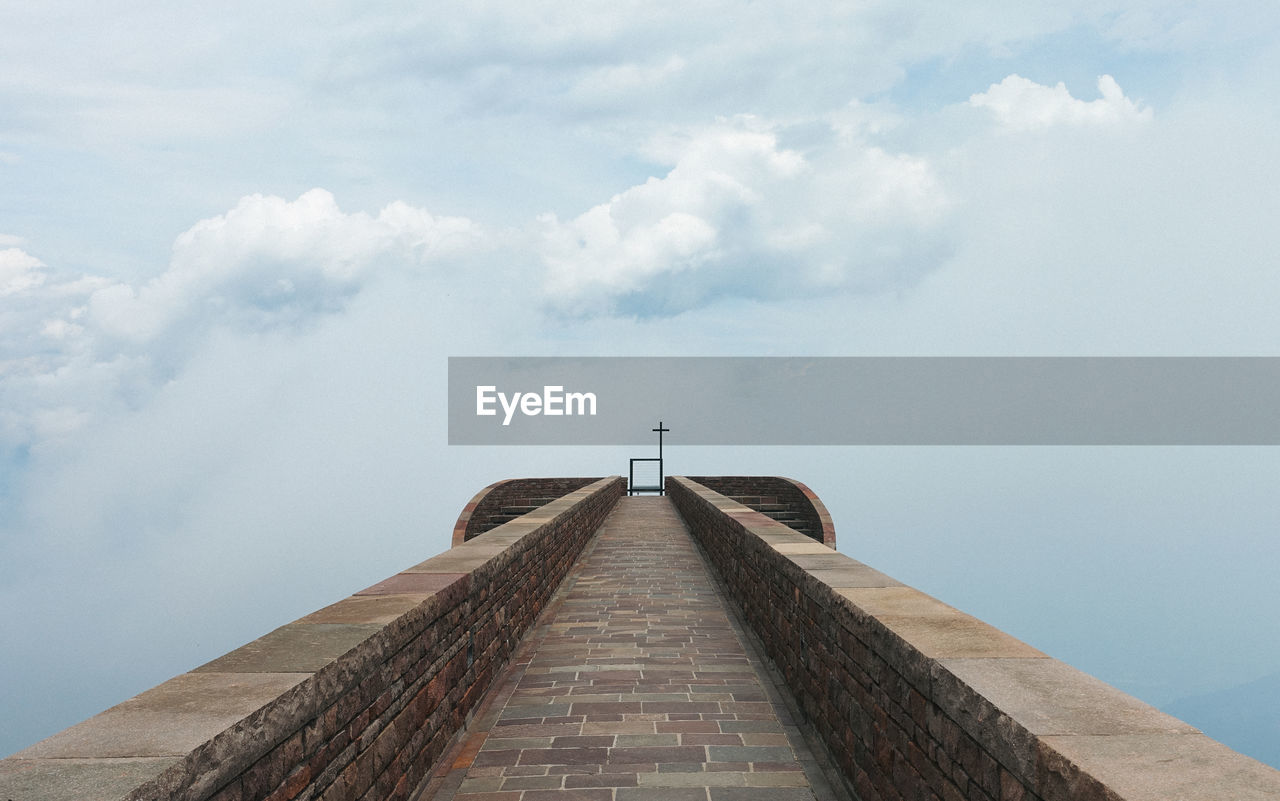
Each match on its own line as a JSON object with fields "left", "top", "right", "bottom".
{"left": 1163, "top": 670, "right": 1280, "bottom": 770}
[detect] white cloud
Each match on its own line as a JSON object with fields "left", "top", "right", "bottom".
{"left": 538, "top": 126, "right": 800, "bottom": 308}
{"left": 0, "top": 190, "right": 484, "bottom": 456}
{"left": 541, "top": 206, "right": 718, "bottom": 298}
{"left": 969, "top": 74, "right": 1152, "bottom": 131}
{"left": 0, "top": 248, "right": 46, "bottom": 296}
{"left": 87, "top": 189, "right": 482, "bottom": 343}
{"left": 537, "top": 119, "right": 949, "bottom": 314}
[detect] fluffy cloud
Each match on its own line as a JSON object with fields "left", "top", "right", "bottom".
{"left": 969, "top": 74, "right": 1152, "bottom": 131}
{"left": 0, "top": 249, "right": 105, "bottom": 392}
{"left": 538, "top": 126, "right": 798, "bottom": 309}
{"left": 315, "top": 2, "right": 1252, "bottom": 124}
{"left": 0, "top": 248, "right": 45, "bottom": 296}
{"left": 87, "top": 189, "right": 481, "bottom": 343}
{"left": 0, "top": 191, "right": 482, "bottom": 453}
{"left": 537, "top": 119, "right": 950, "bottom": 315}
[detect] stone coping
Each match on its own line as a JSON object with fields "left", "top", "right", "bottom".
{"left": 668, "top": 476, "right": 1280, "bottom": 801}
{"left": 0, "top": 476, "right": 624, "bottom": 801}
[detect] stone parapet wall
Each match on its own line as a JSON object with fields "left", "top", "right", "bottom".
{"left": 452, "top": 477, "right": 602, "bottom": 544}
{"left": 686, "top": 475, "right": 836, "bottom": 547}
{"left": 667, "top": 475, "right": 1280, "bottom": 801}
{"left": 0, "top": 476, "right": 625, "bottom": 801}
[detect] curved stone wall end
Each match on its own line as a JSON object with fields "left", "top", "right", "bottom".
{"left": 684, "top": 475, "right": 837, "bottom": 548}
{"left": 452, "top": 476, "right": 603, "bottom": 545}
{"left": 774, "top": 475, "right": 837, "bottom": 549}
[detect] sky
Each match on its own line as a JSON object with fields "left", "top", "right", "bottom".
{"left": 2, "top": 0, "right": 1279, "bottom": 767}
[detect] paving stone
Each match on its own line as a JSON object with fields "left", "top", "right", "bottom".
{"left": 683, "top": 734, "right": 745, "bottom": 745}
{"left": 640, "top": 701, "right": 722, "bottom": 714}
{"left": 710, "top": 787, "right": 816, "bottom": 800}
{"left": 637, "top": 770, "right": 745, "bottom": 786}
{"left": 518, "top": 748, "right": 610, "bottom": 765}
{"left": 708, "top": 745, "right": 797, "bottom": 763}
{"left": 744, "top": 771, "right": 811, "bottom": 787}
{"left": 492, "top": 723, "right": 584, "bottom": 738}
{"left": 471, "top": 750, "right": 521, "bottom": 768}
{"left": 568, "top": 701, "right": 643, "bottom": 715}
{"left": 551, "top": 736, "right": 616, "bottom": 748}
{"left": 499, "top": 703, "right": 573, "bottom": 719}
{"left": 484, "top": 737, "right": 555, "bottom": 749}
{"left": 582, "top": 722, "right": 655, "bottom": 735}
{"left": 522, "top": 790, "right": 612, "bottom": 801}
{"left": 657, "top": 761, "right": 710, "bottom": 773}
{"left": 457, "top": 777, "right": 504, "bottom": 792}
{"left": 563, "top": 772, "right": 640, "bottom": 787}
{"left": 501, "top": 774, "right": 564, "bottom": 790}
{"left": 608, "top": 745, "right": 707, "bottom": 764}
{"left": 615, "top": 734, "right": 679, "bottom": 747}
{"left": 718, "top": 720, "right": 783, "bottom": 734}
{"left": 425, "top": 497, "right": 830, "bottom": 801}
{"left": 617, "top": 788, "right": 709, "bottom": 801}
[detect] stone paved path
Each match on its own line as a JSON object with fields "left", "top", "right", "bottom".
{"left": 420, "top": 496, "right": 836, "bottom": 801}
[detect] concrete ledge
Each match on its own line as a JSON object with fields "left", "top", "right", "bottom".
{"left": 667, "top": 475, "right": 1280, "bottom": 801}
{"left": 1, "top": 476, "right": 625, "bottom": 801}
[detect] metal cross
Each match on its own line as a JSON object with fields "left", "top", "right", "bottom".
{"left": 653, "top": 421, "right": 670, "bottom": 460}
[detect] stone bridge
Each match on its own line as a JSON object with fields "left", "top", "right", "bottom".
{"left": 2, "top": 477, "right": 1276, "bottom": 801}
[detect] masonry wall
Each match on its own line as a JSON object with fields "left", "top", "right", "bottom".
{"left": 685, "top": 475, "right": 837, "bottom": 547}
{"left": 452, "top": 477, "right": 602, "bottom": 544}
{"left": 0, "top": 476, "right": 625, "bottom": 801}
{"left": 667, "top": 475, "right": 1280, "bottom": 801}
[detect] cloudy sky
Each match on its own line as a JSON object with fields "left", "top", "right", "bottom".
{"left": 3, "top": 0, "right": 1280, "bottom": 765}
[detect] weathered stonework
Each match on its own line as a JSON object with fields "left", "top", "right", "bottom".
{"left": 0, "top": 477, "right": 625, "bottom": 801}
{"left": 666, "top": 475, "right": 1280, "bottom": 801}
{"left": 7, "top": 473, "right": 1277, "bottom": 801}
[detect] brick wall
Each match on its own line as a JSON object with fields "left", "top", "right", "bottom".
{"left": 0, "top": 476, "right": 625, "bottom": 801}
{"left": 667, "top": 475, "right": 1280, "bottom": 801}
{"left": 686, "top": 475, "right": 837, "bottom": 547}
{"left": 452, "top": 477, "right": 602, "bottom": 544}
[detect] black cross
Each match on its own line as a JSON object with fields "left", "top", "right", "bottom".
{"left": 653, "top": 421, "right": 670, "bottom": 461}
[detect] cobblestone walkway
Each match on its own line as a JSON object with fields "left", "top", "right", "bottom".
{"left": 420, "top": 496, "right": 836, "bottom": 801}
